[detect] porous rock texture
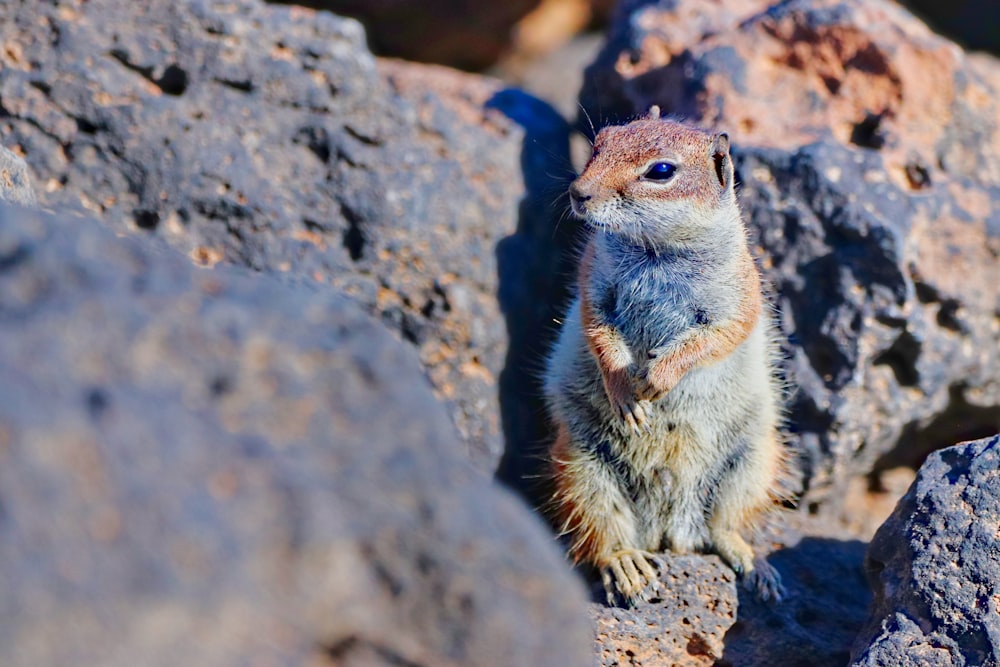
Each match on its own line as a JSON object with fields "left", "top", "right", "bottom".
{"left": 586, "top": 517, "right": 872, "bottom": 667}
{"left": 581, "top": 0, "right": 1000, "bottom": 506}
{"left": 0, "top": 203, "right": 593, "bottom": 667}
{"left": 0, "top": 0, "right": 578, "bottom": 474}
{"left": 590, "top": 555, "right": 739, "bottom": 667}
{"left": 852, "top": 435, "right": 1000, "bottom": 667}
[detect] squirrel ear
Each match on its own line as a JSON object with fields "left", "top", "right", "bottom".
{"left": 647, "top": 105, "right": 661, "bottom": 120}
{"left": 711, "top": 132, "right": 732, "bottom": 190}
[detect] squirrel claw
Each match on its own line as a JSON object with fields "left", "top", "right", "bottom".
{"left": 618, "top": 398, "right": 647, "bottom": 434}
{"left": 601, "top": 549, "right": 664, "bottom": 607}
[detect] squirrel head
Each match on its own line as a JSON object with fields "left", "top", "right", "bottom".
{"left": 569, "top": 115, "right": 737, "bottom": 246}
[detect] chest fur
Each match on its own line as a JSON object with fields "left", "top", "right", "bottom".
{"left": 591, "top": 253, "right": 721, "bottom": 352}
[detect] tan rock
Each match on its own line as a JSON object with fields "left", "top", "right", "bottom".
{"left": 591, "top": 556, "right": 738, "bottom": 667}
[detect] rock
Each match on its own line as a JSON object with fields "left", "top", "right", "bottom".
{"left": 0, "top": 0, "right": 574, "bottom": 473}
{"left": 851, "top": 435, "right": 1000, "bottom": 667}
{"left": 591, "top": 555, "right": 739, "bottom": 667}
{"left": 588, "top": 516, "right": 872, "bottom": 667}
{"left": 0, "top": 203, "right": 592, "bottom": 666}
{"left": 835, "top": 466, "right": 918, "bottom": 540}
{"left": 0, "top": 146, "right": 36, "bottom": 205}
{"left": 579, "top": 0, "right": 1000, "bottom": 506}
{"left": 507, "top": 0, "right": 595, "bottom": 64}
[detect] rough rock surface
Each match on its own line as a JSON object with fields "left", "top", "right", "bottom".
{"left": 0, "top": 203, "right": 593, "bottom": 666}
{"left": 591, "top": 555, "right": 738, "bottom": 667}
{"left": 588, "top": 515, "right": 872, "bottom": 667}
{"left": 0, "top": 0, "right": 575, "bottom": 473}
{"left": 852, "top": 435, "right": 1000, "bottom": 667}
{"left": 0, "top": 146, "right": 36, "bottom": 206}
{"left": 580, "top": 0, "right": 1000, "bottom": 505}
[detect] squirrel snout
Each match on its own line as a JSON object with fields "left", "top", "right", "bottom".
{"left": 569, "top": 184, "right": 592, "bottom": 217}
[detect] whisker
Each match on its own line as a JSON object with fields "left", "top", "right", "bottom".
{"left": 578, "top": 102, "right": 597, "bottom": 142}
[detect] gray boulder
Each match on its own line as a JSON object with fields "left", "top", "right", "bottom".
{"left": 851, "top": 435, "right": 1000, "bottom": 667}
{"left": 0, "top": 204, "right": 592, "bottom": 667}
{"left": 0, "top": 0, "right": 576, "bottom": 474}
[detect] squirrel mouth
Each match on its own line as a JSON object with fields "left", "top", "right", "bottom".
{"left": 568, "top": 195, "right": 622, "bottom": 232}
{"left": 583, "top": 216, "right": 621, "bottom": 233}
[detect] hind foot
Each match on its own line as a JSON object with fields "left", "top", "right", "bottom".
{"left": 740, "top": 556, "right": 785, "bottom": 602}
{"left": 711, "top": 529, "right": 785, "bottom": 603}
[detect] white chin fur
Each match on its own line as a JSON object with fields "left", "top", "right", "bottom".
{"left": 589, "top": 200, "right": 718, "bottom": 246}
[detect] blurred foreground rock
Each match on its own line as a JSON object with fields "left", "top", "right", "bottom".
{"left": 581, "top": 0, "right": 1000, "bottom": 506}
{"left": 852, "top": 434, "right": 1000, "bottom": 667}
{"left": 0, "top": 204, "right": 592, "bottom": 666}
{"left": 0, "top": 0, "right": 580, "bottom": 473}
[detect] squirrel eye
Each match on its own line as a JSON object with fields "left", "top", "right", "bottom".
{"left": 643, "top": 161, "right": 676, "bottom": 181}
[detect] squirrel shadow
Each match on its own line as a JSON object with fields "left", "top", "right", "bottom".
{"left": 485, "top": 89, "right": 585, "bottom": 509}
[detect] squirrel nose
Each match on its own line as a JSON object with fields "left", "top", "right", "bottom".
{"left": 569, "top": 184, "right": 592, "bottom": 214}
{"left": 569, "top": 184, "right": 591, "bottom": 204}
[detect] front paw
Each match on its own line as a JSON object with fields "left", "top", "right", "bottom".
{"left": 742, "top": 558, "right": 786, "bottom": 603}
{"left": 633, "top": 373, "right": 665, "bottom": 402}
{"left": 635, "top": 356, "right": 682, "bottom": 401}
{"left": 602, "top": 369, "right": 649, "bottom": 434}
{"left": 599, "top": 549, "right": 665, "bottom": 607}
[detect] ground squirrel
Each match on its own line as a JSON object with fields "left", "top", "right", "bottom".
{"left": 544, "top": 107, "right": 788, "bottom": 605}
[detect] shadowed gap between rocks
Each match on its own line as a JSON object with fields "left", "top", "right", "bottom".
{"left": 867, "top": 384, "right": 1000, "bottom": 483}
{"left": 718, "top": 537, "right": 872, "bottom": 667}
{"left": 486, "top": 88, "right": 586, "bottom": 511}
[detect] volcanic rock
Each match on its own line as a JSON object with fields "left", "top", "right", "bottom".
{"left": 579, "top": 0, "right": 1000, "bottom": 505}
